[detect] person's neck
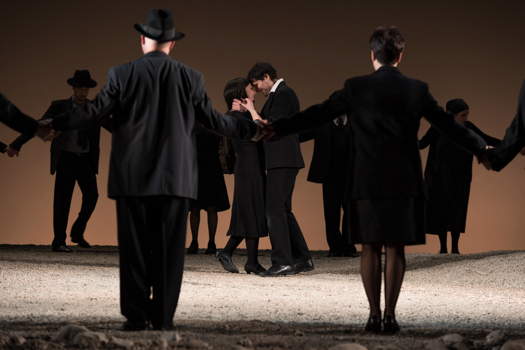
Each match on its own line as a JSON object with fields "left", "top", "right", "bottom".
{"left": 72, "top": 97, "right": 86, "bottom": 105}
{"left": 144, "top": 47, "right": 170, "bottom": 55}
{"left": 373, "top": 61, "right": 399, "bottom": 71}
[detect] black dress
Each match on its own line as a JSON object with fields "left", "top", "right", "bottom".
{"left": 420, "top": 121, "right": 500, "bottom": 234}
{"left": 191, "top": 126, "right": 230, "bottom": 212}
{"left": 226, "top": 111, "right": 268, "bottom": 238}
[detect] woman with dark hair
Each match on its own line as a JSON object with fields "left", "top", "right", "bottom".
{"left": 187, "top": 125, "right": 231, "bottom": 255}
{"left": 420, "top": 99, "right": 500, "bottom": 254}
{"left": 216, "top": 78, "right": 268, "bottom": 274}
{"left": 244, "top": 26, "right": 489, "bottom": 333}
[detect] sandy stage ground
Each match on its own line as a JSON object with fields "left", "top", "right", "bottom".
{"left": 0, "top": 246, "right": 524, "bottom": 349}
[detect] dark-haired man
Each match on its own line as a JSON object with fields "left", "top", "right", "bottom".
{"left": 8, "top": 70, "right": 108, "bottom": 253}
{"left": 49, "top": 9, "right": 261, "bottom": 330}
{"left": 245, "top": 26, "right": 486, "bottom": 332}
{"left": 247, "top": 62, "right": 312, "bottom": 276}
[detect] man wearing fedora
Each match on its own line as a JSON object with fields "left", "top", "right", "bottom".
{"left": 49, "top": 9, "right": 261, "bottom": 330}
{"left": 8, "top": 70, "right": 109, "bottom": 252}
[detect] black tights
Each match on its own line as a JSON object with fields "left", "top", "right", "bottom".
{"left": 189, "top": 207, "right": 217, "bottom": 245}
{"left": 438, "top": 232, "right": 461, "bottom": 254}
{"left": 223, "top": 236, "right": 260, "bottom": 266}
{"left": 360, "top": 244, "right": 406, "bottom": 318}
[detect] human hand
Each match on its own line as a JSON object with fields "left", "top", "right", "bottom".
{"left": 237, "top": 98, "right": 256, "bottom": 113}
{"left": 35, "top": 119, "right": 56, "bottom": 141}
{"left": 6, "top": 146, "right": 19, "bottom": 157}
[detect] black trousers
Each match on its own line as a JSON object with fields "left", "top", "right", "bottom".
{"left": 266, "top": 168, "right": 310, "bottom": 266}
{"left": 322, "top": 176, "right": 355, "bottom": 253}
{"left": 116, "top": 196, "right": 189, "bottom": 328}
{"left": 52, "top": 152, "right": 98, "bottom": 246}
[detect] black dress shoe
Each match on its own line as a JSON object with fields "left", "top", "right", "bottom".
{"left": 261, "top": 264, "right": 296, "bottom": 277}
{"left": 216, "top": 251, "right": 239, "bottom": 273}
{"left": 122, "top": 320, "right": 148, "bottom": 331}
{"left": 187, "top": 241, "right": 199, "bottom": 254}
{"left": 327, "top": 250, "right": 342, "bottom": 257}
{"left": 364, "top": 315, "right": 382, "bottom": 333}
{"left": 52, "top": 245, "right": 72, "bottom": 253}
{"left": 294, "top": 258, "right": 314, "bottom": 273}
{"left": 205, "top": 242, "right": 217, "bottom": 255}
{"left": 382, "top": 315, "right": 400, "bottom": 334}
{"left": 71, "top": 236, "right": 91, "bottom": 248}
{"left": 151, "top": 323, "right": 175, "bottom": 331}
{"left": 244, "top": 263, "right": 266, "bottom": 275}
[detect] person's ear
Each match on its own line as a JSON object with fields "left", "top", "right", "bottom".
{"left": 370, "top": 50, "right": 375, "bottom": 63}
{"left": 140, "top": 35, "right": 146, "bottom": 45}
{"left": 397, "top": 52, "right": 404, "bottom": 65}
{"left": 169, "top": 41, "right": 176, "bottom": 51}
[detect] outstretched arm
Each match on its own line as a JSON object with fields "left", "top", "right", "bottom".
{"left": 270, "top": 87, "right": 350, "bottom": 138}
{"left": 51, "top": 69, "right": 119, "bottom": 131}
{"left": 0, "top": 93, "right": 39, "bottom": 135}
{"left": 488, "top": 81, "right": 525, "bottom": 171}
{"left": 419, "top": 127, "right": 438, "bottom": 149}
{"left": 192, "top": 73, "right": 256, "bottom": 140}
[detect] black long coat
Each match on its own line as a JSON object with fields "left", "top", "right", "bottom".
{"left": 489, "top": 80, "right": 525, "bottom": 170}
{"left": 51, "top": 51, "right": 256, "bottom": 199}
{"left": 271, "top": 66, "right": 487, "bottom": 245}
{"left": 260, "top": 82, "right": 304, "bottom": 170}
{"left": 10, "top": 98, "right": 112, "bottom": 175}
{"left": 420, "top": 122, "right": 500, "bottom": 233}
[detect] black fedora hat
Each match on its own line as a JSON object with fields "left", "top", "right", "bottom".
{"left": 134, "top": 9, "right": 185, "bottom": 43}
{"left": 67, "top": 70, "right": 97, "bottom": 88}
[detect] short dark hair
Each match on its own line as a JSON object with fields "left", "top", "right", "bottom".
{"left": 446, "top": 98, "right": 469, "bottom": 114}
{"left": 223, "top": 77, "right": 249, "bottom": 109}
{"left": 247, "top": 62, "right": 277, "bottom": 82}
{"left": 369, "top": 26, "right": 406, "bottom": 65}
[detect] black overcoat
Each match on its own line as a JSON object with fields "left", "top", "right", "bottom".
{"left": 420, "top": 122, "right": 500, "bottom": 233}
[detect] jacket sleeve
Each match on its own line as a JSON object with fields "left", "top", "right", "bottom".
{"left": 421, "top": 84, "right": 486, "bottom": 156}
{"left": 9, "top": 101, "right": 62, "bottom": 151}
{"left": 298, "top": 128, "right": 317, "bottom": 143}
{"left": 192, "top": 72, "right": 256, "bottom": 140}
{"left": 419, "top": 127, "right": 438, "bottom": 149}
{"left": 52, "top": 69, "right": 119, "bottom": 130}
{"left": 466, "top": 122, "right": 501, "bottom": 147}
{"left": 272, "top": 85, "right": 350, "bottom": 138}
{"left": 0, "top": 93, "right": 39, "bottom": 135}
{"left": 488, "top": 80, "right": 525, "bottom": 171}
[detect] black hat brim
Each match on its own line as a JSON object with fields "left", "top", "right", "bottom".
{"left": 67, "top": 78, "right": 97, "bottom": 88}
{"left": 134, "top": 24, "right": 185, "bottom": 43}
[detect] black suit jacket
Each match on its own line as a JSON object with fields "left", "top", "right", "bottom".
{"left": 11, "top": 98, "right": 111, "bottom": 175}
{"left": 0, "top": 93, "right": 39, "bottom": 148}
{"left": 52, "top": 51, "right": 256, "bottom": 199}
{"left": 489, "top": 80, "right": 525, "bottom": 171}
{"left": 273, "top": 66, "right": 487, "bottom": 200}
{"left": 260, "top": 82, "right": 304, "bottom": 169}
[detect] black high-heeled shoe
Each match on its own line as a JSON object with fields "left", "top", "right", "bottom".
{"left": 244, "top": 263, "right": 266, "bottom": 275}
{"left": 364, "top": 315, "right": 382, "bottom": 333}
{"left": 382, "top": 315, "right": 400, "bottom": 334}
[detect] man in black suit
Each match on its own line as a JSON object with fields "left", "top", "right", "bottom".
{"left": 487, "top": 81, "right": 525, "bottom": 170}
{"left": 246, "top": 63, "right": 312, "bottom": 276}
{"left": 300, "top": 115, "right": 359, "bottom": 257}
{"left": 0, "top": 93, "right": 53, "bottom": 149}
{"left": 50, "top": 9, "right": 259, "bottom": 330}
{"left": 8, "top": 70, "right": 108, "bottom": 252}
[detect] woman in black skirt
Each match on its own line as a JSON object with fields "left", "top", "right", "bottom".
{"left": 420, "top": 99, "right": 500, "bottom": 254}
{"left": 216, "top": 78, "right": 268, "bottom": 274}
{"left": 187, "top": 126, "right": 231, "bottom": 255}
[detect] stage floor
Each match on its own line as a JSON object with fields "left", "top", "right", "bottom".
{"left": 0, "top": 246, "right": 524, "bottom": 349}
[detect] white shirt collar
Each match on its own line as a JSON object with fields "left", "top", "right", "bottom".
{"left": 270, "top": 78, "right": 284, "bottom": 93}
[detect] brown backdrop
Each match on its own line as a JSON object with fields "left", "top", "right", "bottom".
{"left": 1, "top": 0, "right": 524, "bottom": 253}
